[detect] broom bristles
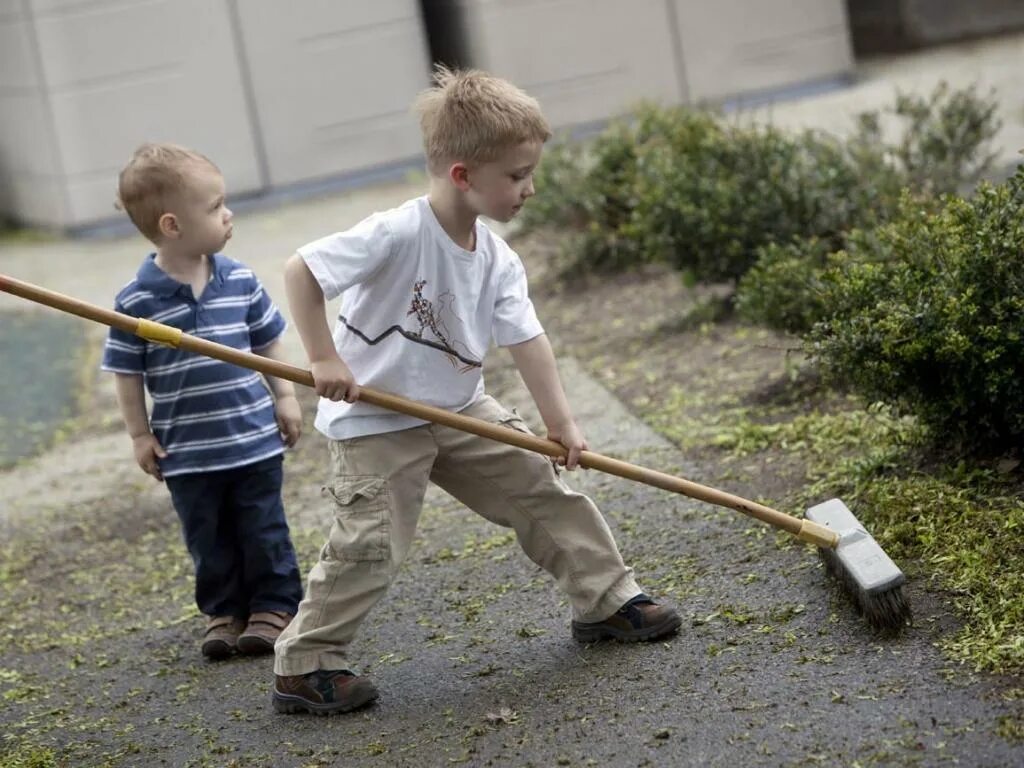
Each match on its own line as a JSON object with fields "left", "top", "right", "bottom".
{"left": 807, "top": 498, "right": 911, "bottom": 633}
{"left": 819, "top": 546, "right": 912, "bottom": 633}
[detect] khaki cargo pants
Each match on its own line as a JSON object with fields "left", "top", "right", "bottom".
{"left": 274, "top": 395, "right": 640, "bottom": 676}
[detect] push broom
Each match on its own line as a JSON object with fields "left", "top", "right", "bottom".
{"left": 0, "top": 274, "right": 911, "bottom": 632}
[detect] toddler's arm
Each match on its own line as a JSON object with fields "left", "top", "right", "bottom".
{"left": 284, "top": 253, "right": 359, "bottom": 403}
{"left": 113, "top": 373, "right": 167, "bottom": 481}
{"left": 508, "top": 334, "right": 587, "bottom": 469}
{"left": 252, "top": 339, "right": 302, "bottom": 446}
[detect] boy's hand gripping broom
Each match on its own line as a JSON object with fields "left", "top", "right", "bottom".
{"left": 0, "top": 274, "right": 911, "bottom": 632}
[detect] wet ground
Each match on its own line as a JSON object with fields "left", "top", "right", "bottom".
{"left": 1, "top": 349, "right": 1021, "bottom": 767}
{"left": 0, "top": 312, "right": 91, "bottom": 468}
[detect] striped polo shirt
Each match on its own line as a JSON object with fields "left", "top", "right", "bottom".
{"left": 101, "top": 253, "right": 287, "bottom": 477}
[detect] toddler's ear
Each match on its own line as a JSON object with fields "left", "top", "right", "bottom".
{"left": 158, "top": 212, "right": 180, "bottom": 239}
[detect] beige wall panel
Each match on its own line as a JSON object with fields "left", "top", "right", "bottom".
{"left": 0, "top": 14, "right": 40, "bottom": 89}
{"left": 0, "top": 174, "right": 70, "bottom": 227}
{"left": 672, "top": 0, "right": 853, "bottom": 103}
{"left": 29, "top": 0, "right": 262, "bottom": 226}
{"left": 0, "top": 6, "right": 67, "bottom": 224}
{"left": 234, "top": 0, "right": 430, "bottom": 186}
{"left": 457, "top": 0, "right": 684, "bottom": 128}
{"left": 0, "top": 91, "right": 63, "bottom": 177}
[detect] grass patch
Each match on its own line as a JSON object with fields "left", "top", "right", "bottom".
{"left": 0, "top": 738, "right": 58, "bottom": 768}
{"left": 646, "top": 369, "right": 1024, "bottom": 674}
{"left": 819, "top": 468, "right": 1024, "bottom": 674}
{"left": 527, "top": 255, "right": 1023, "bottom": 675}
{"left": 0, "top": 515, "right": 194, "bottom": 655}
{"left": 705, "top": 398, "right": 1024, "bottom": 674}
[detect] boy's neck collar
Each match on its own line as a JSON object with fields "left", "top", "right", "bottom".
{"left": 426, "top": 188, "right": 478, "bottom": 252}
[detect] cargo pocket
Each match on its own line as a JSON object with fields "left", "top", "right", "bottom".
{"left": 496, "top": 407, "right": 563, "bottom": 477}
{"left": 497, "top": 406, "right": 531, "bottom": 434}
{"left": 323, "top": 475, "right": 390, "bottom": 561}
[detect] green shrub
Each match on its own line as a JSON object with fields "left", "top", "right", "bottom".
{"left": 885, "top": 82, "right": 1001, "bottom": 195}
{"left": 809, "top": 170, "right": 1024, "bottom": 452}
{"left": 628, "top": 123, "right": 896, "bottom": 283}
{"left": 517, "top": 138, "right": 588, "bottom": 232}
{"left": 563, "top": 121, "right": 646, "bottom": 271}
{"left": 736, "top": 190, "right": 941, "bottom": 337}
{"left": 525, "top": 83, "right": 999, "bottom": 294}
{"left": 523, "top": 106, "right": 723, "bottom": 273}
{"left": 736, "top": 84, "right": 999, "bottom": 333}
{"left": 734, "top": 238, "right": 835, "bottom": 335}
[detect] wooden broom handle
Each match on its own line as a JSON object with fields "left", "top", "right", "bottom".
{"left": 0, "top": 273, "right": 838, "bottom": 547}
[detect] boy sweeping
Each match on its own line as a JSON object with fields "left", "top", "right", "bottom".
{"left": 272, "top": 68, "right": 681, "bottom": 714}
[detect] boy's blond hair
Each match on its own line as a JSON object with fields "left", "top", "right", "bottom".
{"left": 414, "top": 66, "right": 551, "bottom": 175}
{"left": 116, "top": 143, "right": 217, "bottom": 242}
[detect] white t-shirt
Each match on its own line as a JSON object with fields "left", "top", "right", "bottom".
{"left": 298, "top": 196, "right": 544, "bottom": 440}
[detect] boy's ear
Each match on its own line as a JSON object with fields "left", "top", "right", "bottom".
{"left": 448, "top": 162, "right": 471, "bottom": 191}
{"left": 158, "top": 212, "right": 180, "bottom": 239}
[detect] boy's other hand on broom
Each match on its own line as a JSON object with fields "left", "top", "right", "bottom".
{"left": 132, "top": 433, "right": 167, "bottom": 481}
{"left": 311, "top": 355, "right": 360, "bottom": 403}
{"left": 547, "top": 419, "right": 588, "bottom": 471}
{"left": 275, "top": 394, "right": 303, "bottom": 447}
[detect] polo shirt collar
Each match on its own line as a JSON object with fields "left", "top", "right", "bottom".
{"left": 135, "top": 253, "right": 229, "bottom": 298}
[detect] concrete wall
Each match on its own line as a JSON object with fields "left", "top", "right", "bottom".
{"left": 32, "top": 0, "right": 262, "bottom": 229}
{"left": 0, "top": 0, "right": 69, "bottom": 227}
{"left": 233, "top": 0, "right": 430, "bottom": 187}
{"left": 446, "top": 0, "right": 686, "bottom": 128}
{"left": 1, "top": 0, "right": 856, "bottom": 229}
{"left": 0, "top": 0, "right": 262, "bottom": 229}
{"left": 430, "top": 0, "right": 853, "bottom": 125}
{"left": 0, "top": 0, "right": 430, "bottom": 230}
{"left": 671, "top": 0, "right": 853, "bottom": 103}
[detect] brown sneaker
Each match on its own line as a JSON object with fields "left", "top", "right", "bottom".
{"left": 272, "top": 670, "right": 379, "bottom": 715}
{"left": 237, "top": 611, "right": 293, "bottom": 655}
{"left": 202, "top": 616, "right": 246, "bottom": 660}
{"left": 571, "top": 593, "right": 682, "bottom": 643}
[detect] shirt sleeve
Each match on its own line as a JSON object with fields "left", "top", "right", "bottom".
{"left": 247, "top": 276, "right": 287, "bottom": 351}
{"left": 492, "top": 253, "right": 544, "bottom": 347}
{"left": 100, "top": 299, "right": 146, "bottom": 374}
{"left": 296, "top": 213, "right": 394, "bottom": 301}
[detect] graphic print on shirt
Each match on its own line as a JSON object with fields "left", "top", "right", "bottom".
{"left": 338, "top": 279, "right": 482, "bottom": 371}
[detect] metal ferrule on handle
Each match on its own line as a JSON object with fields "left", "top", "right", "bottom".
{"left": 0, "top": 273, "right": 840, "bottom": 549}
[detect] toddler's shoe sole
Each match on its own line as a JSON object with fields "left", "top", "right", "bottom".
{"left": 201, "top": 638, "right": 236, "bottom": 660}
{"left": 236, "top": 635, "right": 275, "bottom": 655}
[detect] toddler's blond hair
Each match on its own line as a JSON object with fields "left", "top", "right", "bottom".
{"left": 414, "top": 66, "right": 551, "bottom": 175}
{"left": 116, "top": 143, "right": 217, "bottom": 242}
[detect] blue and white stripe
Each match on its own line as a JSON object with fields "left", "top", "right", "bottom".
{"left": 101, "top": 253, "right": 287, "bottom": 477}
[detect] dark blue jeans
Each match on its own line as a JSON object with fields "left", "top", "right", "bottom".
{"left": 165, "top": 455, "right": 302, "bottom": 618}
